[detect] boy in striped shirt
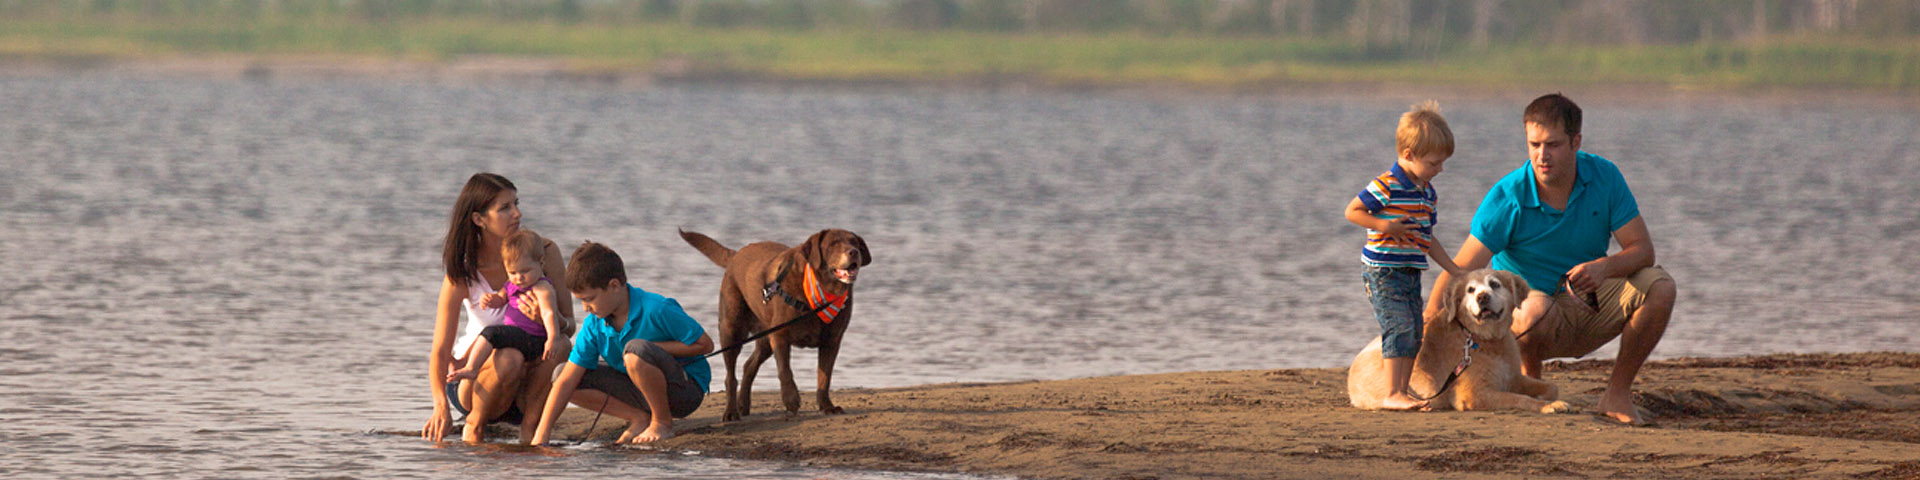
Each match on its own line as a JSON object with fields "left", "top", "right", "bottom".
{"left": 1343, "top": 100, "right": 1466, "bottom": 410}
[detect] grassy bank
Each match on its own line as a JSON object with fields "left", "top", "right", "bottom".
{"left": 4, "top": 17, "right": 1918, "bottom": 91}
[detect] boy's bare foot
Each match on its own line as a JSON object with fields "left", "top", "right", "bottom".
{"left": 445, "top": 369, "right": 477, "bottom": 384}
{"left": 617, "top": 421, "right": 674, "bottom": 443}
{"left": 1595, "top": 390, "right": 1647, "bottom": 425}
{"left": 1381, "top": 393, "right": 1428, "bottom": 411}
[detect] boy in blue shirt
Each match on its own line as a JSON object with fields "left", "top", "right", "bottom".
{"left": 1343, "top": 100, "right": 1465, "bottom": 410}
{"left": 531, "top": 241, "right": 714, "bottom": 444}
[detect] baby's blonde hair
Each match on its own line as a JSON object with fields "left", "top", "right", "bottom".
{"left": 1396, "top": 100, "right": 1455, "bottom": 159}
{"left": 501, "top": 230, "right": 544, "bottom": 267}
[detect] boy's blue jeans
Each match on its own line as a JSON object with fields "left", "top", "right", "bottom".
{"left": 1363, "top": 266, "right": 1425, "bottom": 359}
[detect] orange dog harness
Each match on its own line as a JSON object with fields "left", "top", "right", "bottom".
{"left": 800, "top": 263, "right": 847, "bottom": 324}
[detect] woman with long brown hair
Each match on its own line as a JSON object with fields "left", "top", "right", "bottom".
{"left": 423, "top": 173, "right": 573, "bottom": 443}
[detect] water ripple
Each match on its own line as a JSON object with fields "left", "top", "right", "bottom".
{"left": 3, "top": 75, "right": 1915, "bottom": 477}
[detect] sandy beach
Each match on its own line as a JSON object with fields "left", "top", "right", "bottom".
{"left": 531, "top": 353, "right": 1920, "bottom": 479}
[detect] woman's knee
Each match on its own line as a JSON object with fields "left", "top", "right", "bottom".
{"left": 488, "top": 349, "right": 528, "bottom": 380}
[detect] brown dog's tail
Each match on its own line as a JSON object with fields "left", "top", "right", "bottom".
{"left": 678, "top": 229, "right": 734, "bottom": 267}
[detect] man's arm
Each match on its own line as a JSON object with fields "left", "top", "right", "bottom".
{"left": 1425, "top": 235, "right": 1494, "bottom": 318}
{"left": 530, "top": 362, "right": 587, "bottom": 445}
{"left": 1565, "top": 216, "right": 1655, "bottom": 294}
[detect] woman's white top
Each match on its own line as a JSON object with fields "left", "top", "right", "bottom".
{"left": 452, "top": 274, "right": 507, "bottom": 361}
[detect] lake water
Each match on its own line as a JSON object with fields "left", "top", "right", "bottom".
{"left": 3, "top": 74, "right": 1916, "bottom": 478}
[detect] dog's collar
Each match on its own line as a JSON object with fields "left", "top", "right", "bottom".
{"left": 1451, "top": 311, "right": 1494, "bottom": 347}
{"left": 762, "top": 262, "right": 847, "bottom": 324}
{"left": 800, "top": 263, "right": 847, "bottom": 324}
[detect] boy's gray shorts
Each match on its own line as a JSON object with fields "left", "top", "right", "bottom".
{"left": 575, "top": 341, "right": 704, "bottom": 418}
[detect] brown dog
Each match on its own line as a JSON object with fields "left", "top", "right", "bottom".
{"left": 1348, "top": 269, "right": 1573, "bottom": 413}
{"left": 680, "top": 228, "right": 870, "bottom": 421}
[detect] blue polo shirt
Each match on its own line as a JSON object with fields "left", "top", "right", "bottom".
{"left": 568, "top": 284, "right": 711, "bottom": 392}
{"left": 1470, "top": 151, "right": 1640, "bottom": 295}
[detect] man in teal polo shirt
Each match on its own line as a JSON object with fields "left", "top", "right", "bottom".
{"left": 1428, "top": 93, "right": 1677, "bottom": 425}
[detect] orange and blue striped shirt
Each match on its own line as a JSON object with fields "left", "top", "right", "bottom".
{"left": 1356, "top": 163, "right": 1438, "bottom": 269}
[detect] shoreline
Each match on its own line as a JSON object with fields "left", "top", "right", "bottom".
{"left": 528, "top": 352, "right": 1920, "bottom": 479}
{"left": 7, "top": 54, "right": 1919, "bottom": 110}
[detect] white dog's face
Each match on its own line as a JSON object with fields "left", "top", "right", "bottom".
{"left": 1457, "top": 270, "right": 1524, "bottom": 336}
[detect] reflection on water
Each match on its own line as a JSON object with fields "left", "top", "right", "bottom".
{"left": 2, "top": 75, "right": 1916, "bottom": 477}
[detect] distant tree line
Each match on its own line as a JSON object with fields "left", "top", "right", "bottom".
{"left": 7, "top": 0, "right": 1918, "bottom": 45}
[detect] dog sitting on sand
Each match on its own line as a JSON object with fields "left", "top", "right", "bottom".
{"left": 1348, "top": 269, "right": 1573, "bottom": 413}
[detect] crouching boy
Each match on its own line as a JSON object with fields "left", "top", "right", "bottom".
{"left": 531, "top": 241, "right": 714, "bottom": 444}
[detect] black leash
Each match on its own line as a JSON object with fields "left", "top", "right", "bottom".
{"left": 563, "top": 303, "right": 823, "bottom": 445}
{"left": 564, "top": 270, "right": 838, "bottom": 444}
{"left": 678, "top": 263, "right": 836, "bottom": 366}
{"left": 678, "top": 301, "right": 831, "bottom": 366}
{"left": 576, "top": 393, "right": 611, "bottom": 444}
{"left": 570, "top": 294, "right": 824, "bottom": 443}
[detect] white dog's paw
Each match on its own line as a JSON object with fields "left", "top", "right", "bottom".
{"left": 1540, "top": 400, "right": 1575, "bottom": 414}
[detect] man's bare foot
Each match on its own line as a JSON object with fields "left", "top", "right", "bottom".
{"left": 1381, "top": 393, "right": 1429, "bottom": 411}
{"left": 445, "top": 368, "right": 477, "bottom": 384}
{"left": 1595, "top": 390, "right": 1647, "bottom": 425}
{"left": 616, "top": 421, "right": 673, "bottom": 443}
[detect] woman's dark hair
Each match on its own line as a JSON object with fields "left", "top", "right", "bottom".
{"left": 442, "top": 173, "right": 516, "bottom": 282}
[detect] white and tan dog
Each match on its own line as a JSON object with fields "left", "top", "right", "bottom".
{"left": 1348, "top": 269, "right": 1573, "bottom": 413}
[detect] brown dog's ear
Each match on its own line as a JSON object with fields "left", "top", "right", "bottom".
{"left": 802, "top": 229, "right": 829, "bottom": 269}
{"left": 851, "top": 233, "right": 871, "bottom": 267}
{"left": 1499, "top": 270, "right": 1530, "bottom": 309}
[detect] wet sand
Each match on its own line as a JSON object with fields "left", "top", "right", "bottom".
{"left": 537, "top": 352, "right": 1920, "bottom": 479}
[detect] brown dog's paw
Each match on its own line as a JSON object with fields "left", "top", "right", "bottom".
{"left": 821, "top": 406, "right": 845, "bottom": 415}
{"left": 1540, "top": 400, "right": 1575, "bottom": 414}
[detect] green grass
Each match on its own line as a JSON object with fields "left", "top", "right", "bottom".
{"left": 4, "top": 17, "right": 1917, "bottom": 91}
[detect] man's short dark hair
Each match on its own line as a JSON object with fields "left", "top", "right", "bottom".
{"left": 1524, "top": 93, "right": 1582, "bottom": 137}
{"left": 566, "top": 241, "right": 627, "bottom": 292}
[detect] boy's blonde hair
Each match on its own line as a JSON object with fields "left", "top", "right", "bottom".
{"left": 1396, "top": 100, "right": 1454, "bottom": 159}
{"left": 501, "top": 230, "right": 544, "bottom": 266}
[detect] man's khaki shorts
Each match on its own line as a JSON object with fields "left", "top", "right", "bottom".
{"left": 1524, "top": 266, "right": 1672, "bottom": 359}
